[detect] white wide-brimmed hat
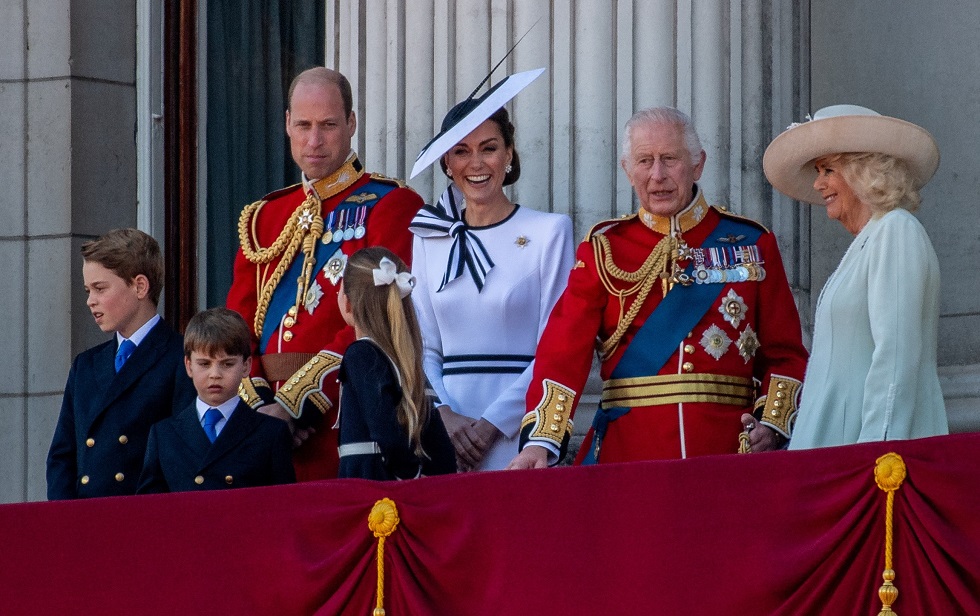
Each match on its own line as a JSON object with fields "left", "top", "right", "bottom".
{"left": 762, "top": 104, "right": 940, "bottom": 205}
{"left": 410, "top": 67, "right": 545, "bottom": 179}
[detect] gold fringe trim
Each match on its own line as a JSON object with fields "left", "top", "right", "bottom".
{"left": 368, "top": 498, "right": 400, "bottom": 616}
{"left": 874, "top": 452, "right": 907, "bottom": 615}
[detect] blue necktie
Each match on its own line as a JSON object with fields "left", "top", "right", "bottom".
{"left": 114, "top": 339, "right": 136, "bottom": 372}
{"left": 203, "top": 408, "right": 222, "bottom": 443}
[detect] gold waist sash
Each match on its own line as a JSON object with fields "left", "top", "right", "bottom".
{"left": 601, "top": 373, "right": 754, "bottom": 408}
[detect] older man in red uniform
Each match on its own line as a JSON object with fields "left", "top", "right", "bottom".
{"left": 509, "top": 107, "right": 808, "bottom": 468}
{"left": 227, "top": 68, "right": 422, "bottom": 481}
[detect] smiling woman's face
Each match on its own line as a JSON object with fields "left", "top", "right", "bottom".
{"left": 812, "top": 156, "right": 871, "bottom": 235}
{"left": 442, "top": 119, "right": 513, "bottom": 207}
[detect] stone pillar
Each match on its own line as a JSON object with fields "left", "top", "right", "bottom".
{"left": 0, "top": 1, "right": 137, "bottom": 503}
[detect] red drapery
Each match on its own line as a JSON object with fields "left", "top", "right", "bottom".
{"left": 2, "top": 433, "right": 978, "bottom": 615}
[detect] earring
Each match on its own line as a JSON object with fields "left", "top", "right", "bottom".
{"left": 446, "top": 169, "right": 453, "bottom": 178}
{"left": 505, "top": 163, "right": 513, "bottom": 174}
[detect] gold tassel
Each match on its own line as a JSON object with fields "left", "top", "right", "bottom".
{"left": 368, "top": 498, "right": 400, "bottom": 616}
{"left": 873, "top": 453, "right": 907, "bottom": 615}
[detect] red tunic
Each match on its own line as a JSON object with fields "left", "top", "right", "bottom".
{"left": 226, "top": 155, "right": 421, "bottom": 480}
{"left": 520, "top": 192, "right": 808, "bottom": 463}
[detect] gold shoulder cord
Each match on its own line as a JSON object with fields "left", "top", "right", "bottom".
{"left": 237, "top": 194, "right": 323, "bottom": 338}
{"left": 593, "top": 232, "right": 677, "bottom": 360}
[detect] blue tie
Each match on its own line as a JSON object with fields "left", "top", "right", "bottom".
{"left": 203, "top": 408, "right": 222, "bottom": 443}
{"left": 114, "top": 339, "right": 136, "bottom": 372}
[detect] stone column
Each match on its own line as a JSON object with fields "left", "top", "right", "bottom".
{"left": 0, "top": 1, "right": 137, "bottom": 503}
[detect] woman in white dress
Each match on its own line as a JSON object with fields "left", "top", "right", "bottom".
{"left": 410, "top": 87, "right": 574, "bottom": 471}
{"left": 763, "top": 105, "right": 948, "bottom": 449}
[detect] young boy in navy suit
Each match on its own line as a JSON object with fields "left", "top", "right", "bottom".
{"left": 137, "top": 308, "right": 295, "bottom": 493}
{"left": 47, "top": 229, "right": 196, "bottom": 499}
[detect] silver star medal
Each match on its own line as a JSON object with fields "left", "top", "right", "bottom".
{"left": 323, "top": 248, "right": 348, "bottom": 286}
{"left": 305, "top": 281, "right": 324, "bottom": 314}
{"left": 719, "top": 289, "right": 748, "bottom": 329}
{"left": 737, "top": 325, "right": 761, "bottom": 363}
{"left": 700, "top": 324, "right": 733, "bottom": 360}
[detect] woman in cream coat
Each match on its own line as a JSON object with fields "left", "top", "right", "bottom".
{"left": 763, "top": 105, "right": 948, "bottom": 448}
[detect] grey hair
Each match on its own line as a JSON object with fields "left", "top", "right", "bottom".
{"left": 621, "top": 107, "right": 703, "bottom": 165}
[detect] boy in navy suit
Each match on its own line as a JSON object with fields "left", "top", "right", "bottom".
{"left": 47, "top": 229, "right": 196, "bottom": 499}
{"left": 137, "top": 307, "right": 295, "bottom": 493}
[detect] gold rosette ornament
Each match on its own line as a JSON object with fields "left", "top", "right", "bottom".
{"left": 873, "top": 453, "right": 906, "bottom": 616}
{"left": 368, "top": 498, "right": 401, "bottom": 616}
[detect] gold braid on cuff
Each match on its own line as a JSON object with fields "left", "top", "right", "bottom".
{"left": 756, "top": 374, "right": 802, "bottom": 438}
{"left": 521, "top": 379, "right": 576, "bottom": 448}
{"left": 273, "top": 351, "right": 343, "bottom": 419}
{"left": 238, "top": 377, "right": 273, "bottom": 410}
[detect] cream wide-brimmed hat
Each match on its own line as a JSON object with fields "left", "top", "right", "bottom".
{"left": 762, "top": 104, "right": 940, "bottom": 205}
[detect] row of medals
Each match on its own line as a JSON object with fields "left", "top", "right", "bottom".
{"left": 320, "top": 206, "right": 367, "bottom": 244}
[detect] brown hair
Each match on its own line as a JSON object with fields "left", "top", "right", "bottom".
{"left": 342, "top": 247, "right": 429, "bottom": 456}
{"left": 80, "top": 228, "right": 164, "bottom": 306}
{"left": 287, "top": 67, "right": 353, "bottom": 119}
{"left": 440, "top": 106, "right": 521, "bottom": 185}
{"left": 183, "top": 307, "right": 252, "bottom": 360}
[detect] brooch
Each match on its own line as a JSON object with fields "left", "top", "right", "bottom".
{"left": 515, "top": 235, "right": 529, "bottom": 248}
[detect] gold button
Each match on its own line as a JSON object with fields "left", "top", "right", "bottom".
{"left": 553, "top": 414, "right": 561, "bottom": 421}
{"left": 687, "top": 332, "right": 693, "bottom": 338}
{"left": 288, "top": 306, "right": 298, "bottom": 317}
{"left": 283, "top": 331, "right": 294, "bottom": 342}
{"left": 777, "top": 382, "right": 786, "bottom": 390}
{"left": 555, "top": 404, "right": 564, "bottom": 412}
{"left": 773, "top": 400, "right": 783, "bottom": 408}
{"left": 311, "top": 357, "right": 320, "bottom": 364}
{"left": 225, "top": 476, "right": 234, "bottom": 485}
{"left": 86, "top": 438, "right": 95, "bottom": 447}
{"left": 771, "top": 409, "right": 780, "bottom": 417}
{"left": 557, "top": 393, "right": 567, "bottom": 402}
{"left": 80, "top": 475, "right": 90, "bottom": 485}
{"left": 242, "top": 393, "right": 250, "bottom": 401}
{"left": 115, "top": 473, "right": 125, "bottom": 482}
{"left": 682, "top": 362, "right": 694, "bottom": 373}
{"left": 291, "top": 377, "right": 300, "bottom": 384}
{"left": 284, "top": 317, "right": 296, "bottom": 328}
{"left": 298, "top": 370, "right": 307, "bottom": 377}
{"left": 684, "top": 345, "right": 695, "bottom": 354}
{"left": 118, "top": 435, "right": 128, "bottom": 444}
{"left": 775, "top": 391, "right": 785, "bottom": 399}
{"left": 550, "top": 424, "right": 559, "bottom": 432}
{"left": 194, "top": 476, "right": 204, "bottom": 485}
{"left": 284, "top": 385, "right": 293, "bottom": 392}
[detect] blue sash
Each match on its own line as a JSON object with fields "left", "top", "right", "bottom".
{"left": 581, "top": 216, "right": 763, "bottom": 464}
{"left": 259, "top": 181, "right": 395, "bottom": 351}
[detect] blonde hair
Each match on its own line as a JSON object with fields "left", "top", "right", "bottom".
{"left": 822, "top": 152, "right": 921, "bottom": 215}
{"left": 343, "top": 247, "right": 428, "bottom": 456}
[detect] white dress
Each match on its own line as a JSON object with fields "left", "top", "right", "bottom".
{"left": 412, "top": 204, "right": 575, "bottom": 470}
{"left": 790, "top": 208, "right": 948, "bottom": 449}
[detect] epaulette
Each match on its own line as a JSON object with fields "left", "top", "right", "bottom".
{"left": 259, "top": 182, "right": 304, "bottom": 202}
{"left": 368, "top": 172, "right": 414, "bottom": 191}
{"left": 712, "top": 204, "right": 770, "bottom": 234}
{"left": 585, "top": 212, "right": 638, "bottom": 242}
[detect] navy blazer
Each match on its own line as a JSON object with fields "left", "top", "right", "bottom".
{"left": 137, "top": 400, "right": 295, "bottom": 493}
{"left": 46, "top": 319, "right": 196, "bottom": 499}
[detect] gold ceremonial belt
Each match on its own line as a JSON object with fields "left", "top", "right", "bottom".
{"left": 602, "top": 373, "right": 754, "bottom": 408}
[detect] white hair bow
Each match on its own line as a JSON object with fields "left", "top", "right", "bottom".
{"left": 373, "top": 257, "right": 415, "bottom": 298}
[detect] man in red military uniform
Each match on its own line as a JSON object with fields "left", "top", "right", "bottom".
{"left": 226, "top": 67, "right": 422, "bottom": 481}
{"left": 508, "top": 107, "right": 808, "bottom": 468}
